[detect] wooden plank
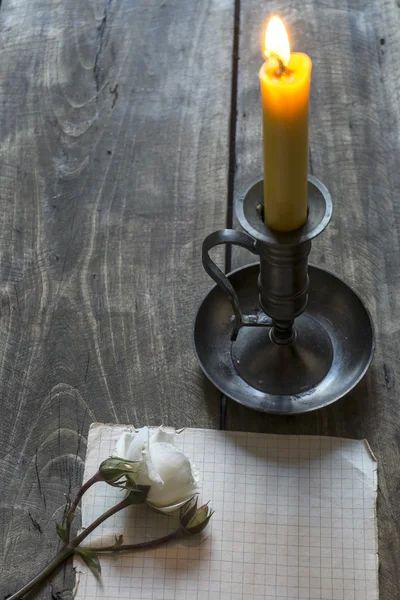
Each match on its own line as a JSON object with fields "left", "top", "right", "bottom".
{"left": 228, "top": 1, "right": 400, "bottom": 597}
{"left": 0, "top": 0, "right": 234, "bottom": 597}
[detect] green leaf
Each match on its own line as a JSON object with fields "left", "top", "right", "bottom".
{"left": 108, "top": 475, "right": 138, "bottom": 491}
{"left": 187, "top": 505, "right": 209, "bottom": 528}
{"left": 56, "top": 523, "right": 68, "bottom": 544}
{"left": 179, "top": 497, "right": 198, "bottom": 527}
{"left": 127, "top": 485, "right": 151, "bottom": 504}
{"left": 185, "top": 503, "right": 214, "bottom": 535}
{"left": 187, "top": 511, "right": 214, "bottom": 535}
{"left": 99, "top": 457, "right": 141, "bottom": 485}
{"left": 76, "top": 548, "right": 101, "bottom": 576}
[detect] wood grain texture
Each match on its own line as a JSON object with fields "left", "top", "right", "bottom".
{"left": 0, "top": 0, "right": 233, "bottom": 597}
{"left": 228, "top": 1, "right": 400, "bottom": 598}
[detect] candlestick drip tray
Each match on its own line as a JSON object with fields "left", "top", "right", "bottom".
{"left": 194, "top": 263, "right": 374, "bottom": 414}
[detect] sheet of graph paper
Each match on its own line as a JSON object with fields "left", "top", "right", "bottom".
{"left": 74, "top": 424, "right": 378, "bottom": 600}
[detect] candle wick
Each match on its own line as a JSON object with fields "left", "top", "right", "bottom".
{"left": 268, "top": 52, "right": 289, "bottom": 77}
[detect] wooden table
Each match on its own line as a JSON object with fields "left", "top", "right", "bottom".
{"left": 0, "top": 1, "right": 399, "bottom": 598}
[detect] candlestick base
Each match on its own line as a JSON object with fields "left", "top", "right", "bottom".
{"left": 194, "top": 262, "right": 374, "bottom": 415}
{"left": 232, "top": 313, "right": 333, "bottom": 396}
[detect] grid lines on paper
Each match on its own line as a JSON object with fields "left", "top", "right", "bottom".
{"left": 74, "top": 426, "right": 378, "bottom": 600}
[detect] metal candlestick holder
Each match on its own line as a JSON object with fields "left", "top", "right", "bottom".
{"left": 194, "top": 175, "right": 374, "bottom": 414}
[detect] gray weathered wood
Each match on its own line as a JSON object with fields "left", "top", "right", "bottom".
{"left": 228, "top": 1, "right": 400, "bottom": 598}
{"left": 0, "top": 0, "right": 233, "bottom": 597}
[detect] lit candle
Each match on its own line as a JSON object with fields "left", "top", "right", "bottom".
{"left": 259, "top": 16, "right": 312, "bottom": 232}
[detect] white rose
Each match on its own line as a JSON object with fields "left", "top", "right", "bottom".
{"left": 113, "top": 426, "right": 199, "bottom": 513}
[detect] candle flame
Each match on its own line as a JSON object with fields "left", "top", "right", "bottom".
{"left": 264, "top": 16, "right": 290, "bottom": 66}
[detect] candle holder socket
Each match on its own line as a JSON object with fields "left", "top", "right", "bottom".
{"left": 194, "top": 175, "right": 374, "bottom": 414}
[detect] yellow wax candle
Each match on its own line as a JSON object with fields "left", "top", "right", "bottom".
{"left": 259, "top": 16, "right": 312, "bottom": 232}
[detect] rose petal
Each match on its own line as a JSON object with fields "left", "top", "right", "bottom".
{"left": 190, "top": 462, "right": 201, "bottom": 486}
{"left": 146, "top": 442, "right": 199, "bottom": 509}
{"left": 146, "top": 496, "right": 197, "bottom": 514}
{"left": 140, "top": 446, "right": 163, "bottom": 485}
{"left": 125, "top": 426, "right": 149, "bottom": 462}
{"left": 150, "top": 426, "right": 176, "bottom": 446}
{"left": 113, "top": 432, "right": 134, "bottom": 459}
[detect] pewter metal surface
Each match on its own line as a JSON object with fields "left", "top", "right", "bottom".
{"left": 194, "top": 263, "right": 374, "bottom": 414}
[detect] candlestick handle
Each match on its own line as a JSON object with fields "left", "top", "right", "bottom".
{"left": 202, "top": 230, "right": 268, "bottom": 339}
